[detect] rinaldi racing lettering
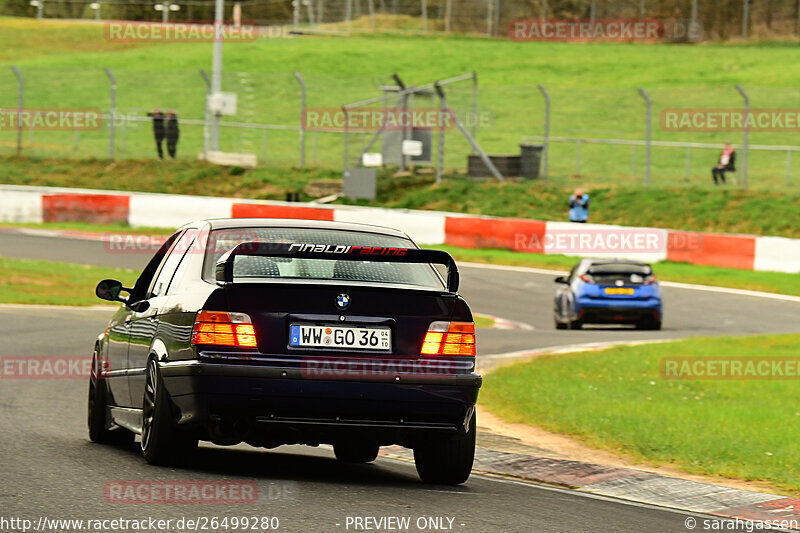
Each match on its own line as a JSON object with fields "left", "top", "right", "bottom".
{"left": 286, "top": 243, "right": 408, "bottom": 256}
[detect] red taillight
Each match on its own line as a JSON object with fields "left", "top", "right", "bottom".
{"left": 580, "top": 273, "right": 594, "bottom": 283}
{"left": 420, "top": 321, "right": 476, "bottom": 357}
{"left": 191, "top": 311, "right": 257, "bottom": 348}
{"left": 644, "top": 274, "right": 657, "bottom": 285}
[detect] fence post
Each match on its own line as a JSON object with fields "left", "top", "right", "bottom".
{"left": 797, "top": 0, "right": 800, "bottom": 38}
{"left": 435, "top": 88, "right": 445, "bottom": 184}
{"left": 494, "top": 0, "right": 501, "bottom": 37}
{"left": 293, "top": 0, "right": 300, "bottom": 28}
{"left": 637, "top": 87, "right": 652, "bottom": 187}
{"left": 684, "top": 147, "right": 691, "bottom": 182}
{"left": 486, "top": 0, "right": 493, "bottom": 35}
{"left": 786, "top": 150, "right": 791, "bottom": 185}
{"left": 445, "top": 0, "right": 452, "bottom": 32}
{"left": 735, "top": 84, "right": 749, "bottom": 189}
{"left": 537, "top": 84, "right": 549, "bottom": 183}
{"left": 345, "top": 0, "right": 352, "bottom": 33}
{"left": 590, "top": 0, "right": 596, "bottom": 24}
{"left": 10, "top": 66, "right": 23, "bottom": 156}
{"left": 342, "top": 105, "right": 349, "bottom": 171}
{"left": 421, "top": 0, "right": 427, "bottom": 32}
{"left": 294, "top": 72, "right": 307, "bottom": 167}
{"left": 104, "top": 67, "right": 116, "bottom": 159}
{"left": 199, "top": 69, "right": 211, "bottom": 160}
{"left": 471, "top": 71, "right": 478, "bottom": 142}
{"left": 541, "top": 0, "right": 548, "bottom": 19}
{"left": 742, "top": 0, "right": 750, "bottom": 40}
{"left": 368, "top": 0, "right": 375, "bottom": 30}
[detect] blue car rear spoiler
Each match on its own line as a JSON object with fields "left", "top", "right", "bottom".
{"left": 215, "top": 241, "right": 460, "bottom": 293}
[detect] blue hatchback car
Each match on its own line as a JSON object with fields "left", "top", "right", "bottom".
{"left": 554, "top": 259, "right": 662, "bottom": 330}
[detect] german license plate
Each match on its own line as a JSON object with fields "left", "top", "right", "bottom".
{"left": 604, "top": 287, "right": 635, "bottom": 295}
{"left": 289, "top": 324, "right": 391, "bottom": 351}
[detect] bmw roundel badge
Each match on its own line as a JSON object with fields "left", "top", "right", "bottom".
{"left": 336, "top": 293, "right": 350, "bottom": 309}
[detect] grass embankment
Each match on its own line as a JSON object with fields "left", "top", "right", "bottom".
{"left": 480, "top": 334, "right": 800, "bottom": 494}
{"left": 4, "top": 157, "right": 800, "bottom": 238}
{"left": 2, "top": 18, "right": 800, "bottom": 184}
{"left": 0, "top": 257, "right": 136, "bottom": 306}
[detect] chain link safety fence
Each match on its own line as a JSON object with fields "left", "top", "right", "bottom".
{"left": 2, "top": 66, "right": 800, "bottom": 189}
{"left": 6, "top": 0, "right": 800, "bottom": 40}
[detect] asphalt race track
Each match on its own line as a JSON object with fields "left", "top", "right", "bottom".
{"left": 3, "top": 230, "right": 800, "bottom": 532}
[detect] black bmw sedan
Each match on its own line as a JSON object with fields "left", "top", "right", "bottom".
{"left": 88, "top": 218, "right": 481, "bottom": 484}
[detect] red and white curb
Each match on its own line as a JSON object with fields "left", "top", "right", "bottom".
{"left": 2, "top": 184, "right": 800, "bottom": 274}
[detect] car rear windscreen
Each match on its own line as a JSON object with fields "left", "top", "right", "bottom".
{"left": 587, "top": 263, "right": 653, "bottom": 285}
{"left": 202, "top": 227, "right": 445, "bottom": 290}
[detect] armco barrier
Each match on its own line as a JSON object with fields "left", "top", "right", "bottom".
{"left": 0, "top": 184, "right": 797, "bottom": 274}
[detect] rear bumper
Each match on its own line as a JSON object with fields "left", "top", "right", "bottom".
{"left": 159, "top": 360, "right": 481, "bottom": 444}
{"left": 576, "top": 298, "right": 662, "bottom": 324}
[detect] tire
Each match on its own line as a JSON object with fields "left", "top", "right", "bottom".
{"left": 141, "top": 358, "right": 197, "bottom": 465}
{"left": 88, "top": 350, "right": 133, "bottom": 446}
{"left": 568, "top": 319, "right": 583, "bottom": 330}
{"left": 413, "top": 413, "right": 476, "bottom": 485}
{"left": 555, "top": 318, "right": 567, "bottom": 330}
{"left": 636, "top": 320, "right": 662, "bottom": 331}
{"left": 333, "top": 442, "right": 380, "bottom": 463}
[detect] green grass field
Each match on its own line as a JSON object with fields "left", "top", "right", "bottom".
{"left": 2, "top": 17, "right": 800, "bottom": 187}
{"left": 0, "top": 256, "right": 137, "bottom": 305}
{"left": 480, "top": 334, "right": 800, "bottom": 494}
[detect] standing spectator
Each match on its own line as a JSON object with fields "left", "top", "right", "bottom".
{"left": 146, "top": 109, "right": 166, "bottom": 159}
{"left": 569, "top": 188, "right": 590, "bottom": 223}
{"left": 712, "top": 142, "right": 736, "bottom": 185}
{"left": 165, "top": 111, "right": 180, "bottom": 160}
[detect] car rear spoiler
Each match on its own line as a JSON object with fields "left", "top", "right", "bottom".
{"left": 215, "top": 241, "right": 460, "bottom": 293}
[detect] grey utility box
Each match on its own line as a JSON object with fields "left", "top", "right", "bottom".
{"left": 343, "top": 167, "right": 377, "bottom": 200}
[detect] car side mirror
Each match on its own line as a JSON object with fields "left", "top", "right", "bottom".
{"left": 96, "top": 279, "right": 127, "bottom": 302}
{"left": 554, "top": 276, "right": 568, "bottom": 284}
